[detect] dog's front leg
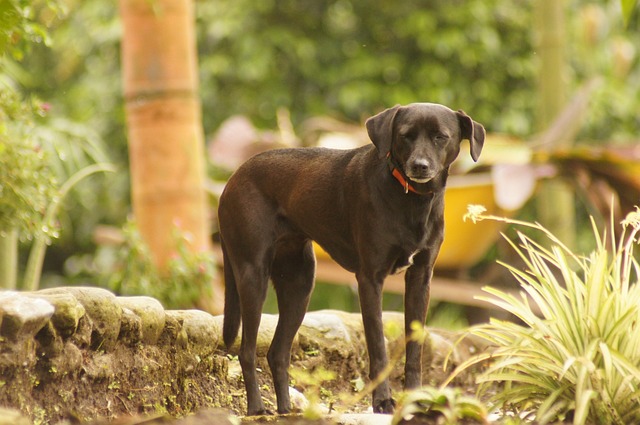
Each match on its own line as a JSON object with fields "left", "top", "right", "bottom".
{"left": 356, "top": 272, "right": 395, "bottom": 413}
{"left": 403, "top": 257, "right": 433, "bottom": 389}
{"left": 404, "top": 265, "right": 431, "bottom": 389}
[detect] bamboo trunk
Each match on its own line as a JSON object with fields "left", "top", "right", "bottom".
{"left": 534, "top": 0, "right": 576, "bottom": 248}
{"left": 0, "top": 229, "right": 18, "bottom": 289}
{"left": 120, "top": 0, "right": 220, "bottom": 311}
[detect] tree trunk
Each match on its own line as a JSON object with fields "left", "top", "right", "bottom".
{"left": 119, "top": 0, "right": 221, "bottom": 311}
{"left": 534, "top": 0, "right": 576, "bottom": 249}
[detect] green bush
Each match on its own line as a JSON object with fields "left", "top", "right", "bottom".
{"left": 102, "top": 219, "right": 215, "bottom": 309}
{"left": 392, "top": 386, "right": 489, "bottom": 425}
{"left": 0, "top": 91, "right": 57, "bottom": 241}
{"left": 447, "top": 205, "right": 640, "bottom": 424}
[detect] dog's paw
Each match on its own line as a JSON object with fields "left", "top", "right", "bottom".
{"left": 247, "top": 408, "right": 274, "bottom": 416}
{"left": 373, "top": 398, "right": 396, "bottom": 414}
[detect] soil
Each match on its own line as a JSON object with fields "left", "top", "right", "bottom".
{"left": 1, "top": 330, "right": 480, "bottom": 425}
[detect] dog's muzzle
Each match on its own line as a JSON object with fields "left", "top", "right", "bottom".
{"left": 406, "top": 159, "right": 434, "bottom": 183}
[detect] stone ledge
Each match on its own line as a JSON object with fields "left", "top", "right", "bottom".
{"left": 0, "top": 287, "right": 482, "bottom": 424}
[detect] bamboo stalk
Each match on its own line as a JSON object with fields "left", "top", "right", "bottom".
{"left": 534, "top": 0, "right": 576, "bottom": 249}
{"left": 0, "top": 229, "right": 18, "bottom": 290}
{"left": 119, "top": 0, "right": 221, "bottom": 312}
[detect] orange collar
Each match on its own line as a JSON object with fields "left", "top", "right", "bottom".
{"left": 387, "top": 151, "right": 422, "bottom": 195}
{"left": 386, "top": 152, "right": 428, "bottom": 195}
{"left": 390, "top": 166, "right": 419, "bottom": 194}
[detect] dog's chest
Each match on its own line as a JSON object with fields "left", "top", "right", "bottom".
{"left": 395, "top": 207, "right": 433, "bottom": 244}
{"left": 384, "top": 223, "right": 429, "bottom": 273}
{"left": 391, "top": 250, "right": 419, "bottom": 274}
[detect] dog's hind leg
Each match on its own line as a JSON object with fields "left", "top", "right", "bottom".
{"left": 268, "top": 239, "right": 316, "bottom": 413}
{"left": 236, "top": 261, "right": 271, "bottom": 415}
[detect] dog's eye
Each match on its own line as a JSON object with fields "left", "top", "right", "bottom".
{"left": 399, "top": 134, "right": 413, "bottom": 142}
{"left": 434, "top": 135, "right": 448, "bottom": 144}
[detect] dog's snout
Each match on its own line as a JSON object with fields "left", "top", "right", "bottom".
{"left": 410, "top": 158, "right": 430, "bottom": 174}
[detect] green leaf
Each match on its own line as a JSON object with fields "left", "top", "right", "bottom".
{"left": 621, "top": 0, "right": 637, "bottom": 27}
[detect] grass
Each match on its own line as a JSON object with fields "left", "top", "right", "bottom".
{"left": 445, "top": 205, "right": 640, "bottom": 424}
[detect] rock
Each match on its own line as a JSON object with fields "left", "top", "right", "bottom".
{"left": 166, "top": 310, "right": 220, "bottom": 357}
{"left": 289, "top": 386, "right": 310, "bottom": 411}
{"left": 83, "top": 353, "right": 115, "bottom": 379}
{"left": 302, "top": 311, "right": 352, "bottom": 342}
{"left": 429, "top": 331, "right": 456, "bottom": 364}
{"left": 47, "top": 341, "right": 83, "bottom": 375}
{"left": 158, "top": 311, "right": 188, "bottom": 349}
{"left": 334, "top": 413, "right": 393, "bottom": 425}
{"left": 116, "top": 296, "right": 166, "bottom": 345}
{"left": 40, "top": 287, "right": 122, "bottom": 352}
{"left": 220, "top": 313, "right": 281, "bottom": 356}
{"left": 426, "top": 329, "right": 486, "bottom": 385}
{"left": 255, "top": 314, "right": 281, "bottom": 356}
{"left": 211, "top": 315, "right": 225, "bottom": 347}
{"left": 382, "top": 311, "right": 408, "bottom": 346}
{"left": 34, "top": 321, "right": 64, "bottom": 358}
{"left": 299, "top": 311, "right": 353, "bottom": 358}
{"left": 172, "top": 408, "right": 238, "bottom": 425}
{"left": 227, "top": 360, "right": 242, "bottom": 380}
{"left": 119, "top": 307, "right": 143, "bottom": 345}
{"left": 0, "top": 291, "right": 54, "bottom": 341}
{"left": 27, "top": 291, "right": 85, "bottom": 338}
{"left": 0, "top": 407, "right": 31, "bottom": 425}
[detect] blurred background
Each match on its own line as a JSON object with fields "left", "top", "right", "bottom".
{"left": 1, "top": 0, "right": 638, "bottom": 327}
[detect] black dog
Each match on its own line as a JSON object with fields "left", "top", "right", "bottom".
{"left": 218, "top": 103, "right": 485, "bottom": 415}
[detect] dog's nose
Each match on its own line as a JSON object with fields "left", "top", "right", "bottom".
{"left": 410, "top": 159, "right": 430, "bottom": 175}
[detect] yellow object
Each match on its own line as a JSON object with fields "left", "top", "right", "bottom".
{"left": 436, "top": 174, "right": 507, "bottom": 269}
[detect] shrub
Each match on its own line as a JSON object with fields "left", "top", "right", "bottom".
{"left": 392, "top": 386, "right": 489, "bottom": 425}
{"left": 447, "top": 205, "right": 640, "bottom": 424}
{"left": 104, "top": 219, "right": 215, "bottom": 310}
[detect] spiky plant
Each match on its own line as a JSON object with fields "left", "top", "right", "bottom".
{"left": 392, "top": 386, "right": 489, "bottom": 425}
{"left": 445, "top": 205, "right": 640, "bottom": 425}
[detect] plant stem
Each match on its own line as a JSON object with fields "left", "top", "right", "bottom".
{"left": 23, "top": 163, "right": 116, "bottom": 291}
{"left": 0, "top": 228, "right": 18, "bottom": 289}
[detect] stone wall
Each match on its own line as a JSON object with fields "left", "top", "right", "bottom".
{"left": 0, "top": 287, "right": 479, "bottom": 424}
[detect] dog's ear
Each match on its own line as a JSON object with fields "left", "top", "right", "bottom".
{"left": 366, "top": 105, "right": 401, "bottom": 158}
{"left": 457, "top": 110, "right": 486, "bottom": 162}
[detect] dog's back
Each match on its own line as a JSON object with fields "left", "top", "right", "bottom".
{"left": 219, "top": 146, "right": 372, "bottom": 347}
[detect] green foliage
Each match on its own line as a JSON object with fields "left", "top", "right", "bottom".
{"left": 103, "top": 219, "right": 215, "bottom": 309}
{"left": 0, "top": 88, "right": 55, "bottom": 289}
{"left": 620, "top": 0, "right": 638, "bottom": 26}
{"left": 392, "top": 386, "right": 489, "bottom": 425}
{"left": 568, "top": 2, "right": 640, "bottom": 142}
{"left": 197, "top": 0, "right": 639, "bottom": 141}
{"left": 0, "top": 0, "right": 64, "bottom": 59}
{"left": 0, "top": 0, "right": 116, "bottom": 291}
{"left": 22, "top": 162, "right": 115, "bottom": 291}
{"left": 0, "top": 89, "right": 57, "bottom": 240}
{"left": 289, "top": 366, "right": 336, "bottom": 419}
{"left": 197, "top": 0, "right": 536, "bottom": 136}
{"left": 5, "top": 0, "right": 128, "bottom": 253}
{"left": 449, "top": 205, "right": 640, "bottom": 424}
{"left": 3, "top": 0, "right": 639, "bottom": 288}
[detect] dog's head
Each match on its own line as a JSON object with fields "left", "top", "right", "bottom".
{"left": 366, "top": 103, "right": 485, "bottom": 185}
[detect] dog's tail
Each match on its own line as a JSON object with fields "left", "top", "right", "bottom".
{"left": 221, "top": 239, "right": 241, "bottom": 349}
